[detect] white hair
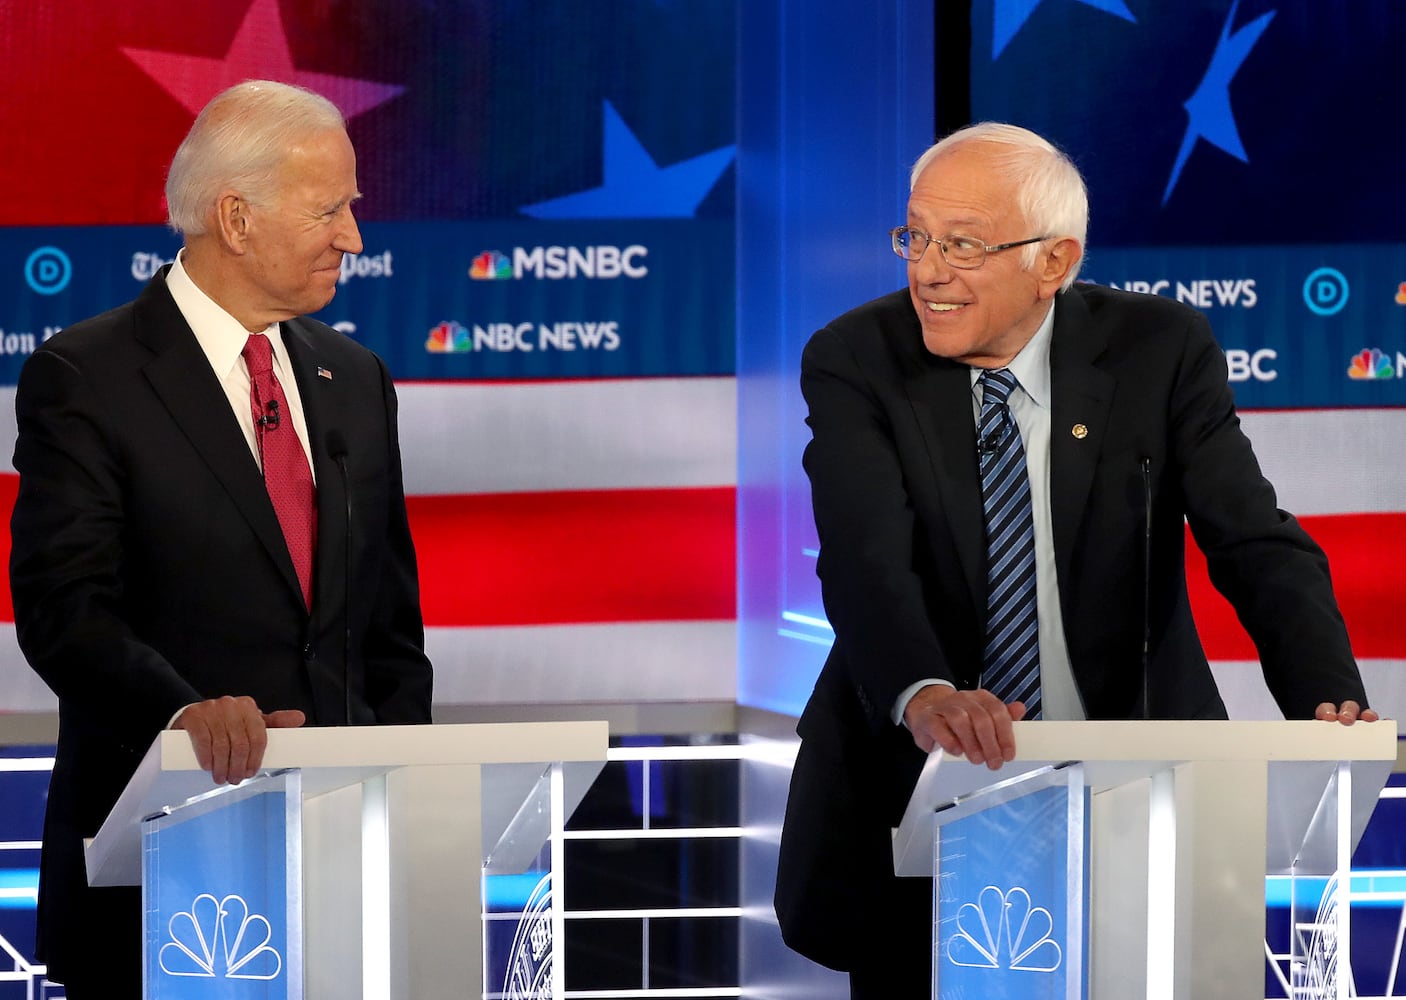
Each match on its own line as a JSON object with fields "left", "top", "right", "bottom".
{"left": 909, "top": 122, "right": 1088, "bottom": 289}
{"left": 165, "top": 80, "right": 346, "bottom": 236}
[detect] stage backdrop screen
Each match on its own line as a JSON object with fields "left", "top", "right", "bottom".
{"left": 0, "top": 0, "right": 740, "bottom": 713}
{"left": 774, "top": 0, "right": 1405, "bottom": 713}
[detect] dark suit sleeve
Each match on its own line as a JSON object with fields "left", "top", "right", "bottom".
{"left": 357, "top": 355, "right": 433, "bottom": 724}
{"left": 801, "top": 325, "right": 957, "bottom": 728}
{"left": 9, "top": 347, "right": 203, "bottom": 749}
{"left": 1166, "top": 311, "right": 1365, "bottom": 717}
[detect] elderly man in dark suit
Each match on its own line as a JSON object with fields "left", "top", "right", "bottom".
{"left": 9, "top": 80, "right": 433, "bottom": 998}
{"left": 773, "top": 122, "right": 1375, "bottom": 997}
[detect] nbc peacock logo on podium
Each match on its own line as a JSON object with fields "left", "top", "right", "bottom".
{"left": 946, "top": 884, "right": 1063, "bottom": 974}
{"left": 158, "top": 892, "right": 284, "bottom": 981}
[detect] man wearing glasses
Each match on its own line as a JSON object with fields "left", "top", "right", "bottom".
{"left": 773, "top": 122, "right": 1374, "bottom": 996}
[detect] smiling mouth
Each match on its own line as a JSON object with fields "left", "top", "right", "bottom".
{"left": 926, "top": 301, "right": 966, "bottom": 312}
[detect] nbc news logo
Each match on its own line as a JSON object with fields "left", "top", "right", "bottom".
{"left": 1348, "top": 348, "right": 1406, "bottom": 381}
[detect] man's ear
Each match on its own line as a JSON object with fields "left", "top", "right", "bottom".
{"left": 1037, "top": 237, "right": 1082, "bottom": 298}
{"left": 213, "top": 191, "right": 250, "bottom": 253}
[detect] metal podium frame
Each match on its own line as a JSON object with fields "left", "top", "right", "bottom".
{"left": 86, "top": 721, "right": 607, "bottom": 999}
{"left": 893, "top": 720, "right": 1398, "bottom": 1000}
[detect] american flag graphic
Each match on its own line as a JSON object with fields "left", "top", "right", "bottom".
{"left": 0, "top": 0, "right": 1398, "bottom": 719}
{"left": 0, "top": 0, "right": 740, "bottom": 712}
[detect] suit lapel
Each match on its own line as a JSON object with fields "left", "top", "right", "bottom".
{"left": 904, "top": 360, "right": 986, "bottom": 608}
{"left": 134, "top": 276, "right": 305, "bottom": 602}
{"left": 1049, "top": 291, "right": 1115, "bottom": 589}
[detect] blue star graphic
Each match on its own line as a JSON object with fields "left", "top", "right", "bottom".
{"left": 1163, "top": 1, "right": 1276, "bottom": 204}
{"left": 521, "top": 102, "right": 735, "bottom": 219}
{"left": 992, "top": 0, "right": 1136, "bottom": 60}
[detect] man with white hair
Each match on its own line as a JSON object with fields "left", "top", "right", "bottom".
{"left": 774, "top": 122, "right": 1373, "bottom": 995}
{"left": 10, "top": 80, "right": 433, "bottom": 997}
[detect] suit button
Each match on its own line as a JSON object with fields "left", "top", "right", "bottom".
{"left": 303, "top": 644, "right": 316, "bottom": 661}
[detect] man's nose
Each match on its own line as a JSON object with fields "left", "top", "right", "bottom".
{"left": 914, "top": 243, "right": 953, "bottom": 283}
{"left": 336, "top": 208, "right": 363, "bottom": 255}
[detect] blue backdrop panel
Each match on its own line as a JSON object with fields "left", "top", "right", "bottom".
{"left": 0, "top": 217, "right": 734, "bottom": 385}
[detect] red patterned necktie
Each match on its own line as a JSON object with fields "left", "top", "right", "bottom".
{"left": 242, "top": 333, "right": 317, "bottom": 608}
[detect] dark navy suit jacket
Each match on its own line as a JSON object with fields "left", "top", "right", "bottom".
{"left": 774, "top": 283, "right": 1366, "bottom": 971}
{"left": 10, "top": 269, "right": 434, "bottom": 987}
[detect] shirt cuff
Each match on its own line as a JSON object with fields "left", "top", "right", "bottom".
{"left": 893, "top": 679, "right": 955, "bottom": 727}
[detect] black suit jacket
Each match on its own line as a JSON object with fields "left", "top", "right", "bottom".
{"left": 9, "top": 270, "right": 434, "bottom": 985}
{"left": 774, "top": 284, "right": 1366, "bottom": 971}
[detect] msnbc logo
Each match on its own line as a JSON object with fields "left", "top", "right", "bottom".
{"left": 1348, "top": 348, "right": 1398, "bottom": 380}
{"left": 469, "top": 251, "right": 513, "bottom": 280}
{"left": 426, "top": 321, "right": 472, "bottom": 353}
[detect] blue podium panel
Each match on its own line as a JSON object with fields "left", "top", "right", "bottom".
{"left": 934, "top": 766, "right": 1088, "bottom": 1000}
{"left": 142, "top": 772, "right": 302, "bottom": 1000}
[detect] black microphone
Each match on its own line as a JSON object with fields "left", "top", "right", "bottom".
{"left": 1140, "top": 456, "right": 1153, "bottom": 720}
{"left": 326, "top": 429, "right": 353, "bottom": 726}
{"left": 257, "top": 399, "right": 280, "bottom": 429}
{"left": 976, "top": 431, "right": 1002, "bottom": 458}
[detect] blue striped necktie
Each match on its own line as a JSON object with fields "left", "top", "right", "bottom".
{"left": 977, "top": 369, "right": 1041, "bottom": 719}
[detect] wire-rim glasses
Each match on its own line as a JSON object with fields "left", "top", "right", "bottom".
{"left": 890, "top": 226, "right": 1050, "bottom": 268}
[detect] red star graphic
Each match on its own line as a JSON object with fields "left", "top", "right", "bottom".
{"left": 122, "top": 0, "right": 403, "bottom": 119}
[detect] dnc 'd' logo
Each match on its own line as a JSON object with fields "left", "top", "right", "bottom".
{"left": 159, "top": 893, "right": 283, "bottom": 981}
{"left": 946, "top": 885, "right": 1062, "bottom": 973}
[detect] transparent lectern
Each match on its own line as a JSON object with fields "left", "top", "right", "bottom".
{"left": 892, "top": 720, "right": 1398, "bottom": 1000}
{"left": 85, "top": 721, "right": 607, "bottom": 1000}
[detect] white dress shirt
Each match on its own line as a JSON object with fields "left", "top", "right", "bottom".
{"left": 165, "top": 251, "right": 316, "bottom": 480}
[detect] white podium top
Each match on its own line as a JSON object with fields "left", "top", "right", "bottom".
{"left": 893, "top": 720, "right": 1398, "bottom": 877}
{"left": 86, "top": 721, "right": 608, "bottom": 886}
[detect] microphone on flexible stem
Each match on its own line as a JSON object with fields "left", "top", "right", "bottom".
{"left": 1140, "top": 456, "right": 1153, "bottom": 720}
{"left": 326, "top": 429, "right": 352, "bottom": 726}
{"left": 258, "top": 399, "right": 280, "bottom": 429}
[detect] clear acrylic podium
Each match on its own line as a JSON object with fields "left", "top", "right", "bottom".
{"left": 892, "top": 720, "right": 1398, "bottom": 1000}
{"left": 84, "top": 721, "right": 607, "bottom": 999}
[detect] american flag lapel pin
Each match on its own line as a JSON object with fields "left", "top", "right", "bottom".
{"left": 317, "top": 367, "right": 333, "bottom": 380}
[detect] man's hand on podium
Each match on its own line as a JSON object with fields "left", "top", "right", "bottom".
{"left": 174, "top": 696, "right": 307, "bottom": 785}
{"left": 1315, "top": 700, "right": 1380, "bottom": 725}
{"left": 902, "top": 685, "right": 1026, "bottom": 770}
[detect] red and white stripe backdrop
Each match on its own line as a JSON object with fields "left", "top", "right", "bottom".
{"left": 1190, "top": 407, "right": 1405, "bottom": 717}
{"left": 0, "top": 384, "right": 1398, "bottom": 716}
{"left": 0, "top": 376, "right": 739, "bottom": 712}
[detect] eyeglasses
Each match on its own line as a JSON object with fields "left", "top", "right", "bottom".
{"left": 890, "top": 226, "right": 1050, "bottom": 268}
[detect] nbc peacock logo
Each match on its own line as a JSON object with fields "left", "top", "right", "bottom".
{"left": 159, "top": 893, "right": 283, "bottom": 980}
{"left": 469, "top": 251, "right": 513, "bottom": 280}
{"left": 426, "top": 320, "right": 472, "bottom": 353}
{"left": 1347, "top": 348, "right": 1397, "bottom": 380}
{"left": 946, "top": 884, "right": 1063, "bottom": 973}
